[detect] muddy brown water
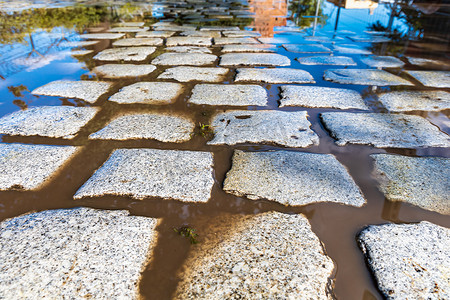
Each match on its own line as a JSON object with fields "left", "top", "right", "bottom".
{"left": 1, "top": 3, "right": 450, "bottom": 300}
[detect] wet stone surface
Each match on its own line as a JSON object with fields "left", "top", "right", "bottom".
{"left": 324, "top": 69, "right": 413, "bottom": 86}
{"left": 297, "top": 55, "right": 357, "bottom": 66}
{"left": 32, "top": 80, "right": 113, "bottom": 103}
{"left": 108, "top": 82, "right": 184, "bottom": 105}
{"left": 214, "top": 37, "right": 259, "bottom": 45}
{"left": 333, "top": 44, "right": 372, "bottom": 54}
{"left": 91, "top": 64, "right": 157, "bottom": 78}
{"left": 152, "top": 53, "right": 217, "bottom": 66}
{"left": 94, "top": 47, "right": 156, "bottom": 62}
{"left": 358, "top": 222, "right": 450, "bottom": 299}
{"left": 219, "top": 53, "right": 290, "bottom": 66}
{"left": 136, "top": 31, "right": 175, "bottom": 38}
{"left": 283, "top": 44, "right": 331, "bottom": 53}
{"left": 235, "top": 68, "right": 315, "bottom": 83}
{"left": 157, "top": 66, "right": 229, "bottom": 82}
{"left": 360, "top": 55, "right": 405, "bottom": 68}
{"left": 377, "top": 90, "right": 450, "bottom": 112}
{"left": 221, "top": 44, "right": 277, "bottom": 52}
{"left": 188, "top": 84, "right": 267, "bottom": 106}
{"left": 112, "top": 38, "right": 163, "bottom": 47}
{"left": 79, "top": 33, "right": 125, "bottom": 39}
{"left": 0, "top": 207, "right": 158, "bottom": 299}
{"left": 166, "top": 36, "right": 212, "bottom": 46}
{"left": 165, "top": 46, "right": 212, "bottom": 53}
{"left": 404, "top": 70, "right": 450, "bottom": 88}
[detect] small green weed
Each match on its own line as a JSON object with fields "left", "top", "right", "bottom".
{"left": 193, "top": 122, "right": 214, "bottom": 139}
{"left": 173, "top": 226, "right": 199, "bottom": 244}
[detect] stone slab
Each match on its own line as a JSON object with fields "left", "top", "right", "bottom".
{"left": 200, "top": 26, "right": 240, "bottom": 31}
{"left": 321, "top": 112, "right": 450, "bottom": 148}
{"left": 166, "top": 36, "right": 212, "bottom": 46}
{"left": 219, "top": 53, "right": 290, "bottom": 66}
{"left": 222, "top": 30, "right": 261, "bottom": 37}
{"left": 91, "top": 64, "right": 157, "bottom": 78}
{"left": 407, "top": 57, "right": 450, "bottom": 68}
{"left": 0, "top": 106, "right": 99, "bottom": 139}
{"left": 108, "top": 26, "right": 149, "bottom": 32}
{"left": 214, "top": 37, "right": 259, "bottom": 45}
{"left": 324, "top": 69, "right": 413, "bottom": 86}
{"left": 152, "top": 53, "right": 217, "bottom": 66}
{"left": 0, "top": 207, "right": 158, "bottom": 299}
{"left": 189, "top": 84, "right": 267, "bottom": 106}
{"left": 70, "top": 50, "right": 93, "bottom": 56}
{"left": 221, "top": 44, "right": 277, "bottom": 53}
{"left": 280, "top": 86, "right": 368, "bottom": 109}
{"left": 298, "top": 56, "right": 356, "bottom": 66}
{"left": 224, "top": 150, "right": 365, "bottom": 206}
{"left": 404, "top": 71, "right": 450, "bottom": 88}
{"left": 283, "top": 44, "right": 331, "bottom": 53}
{"left": 136, "top": 31, "right": 175, "bottom": 38}
{"left": 208, "top": 110, "right": 319, "bottom": 148}
{"left": 63, "top": 40, "right": 99, "bottom": 47}
{"left": 94, "top": 47, "right": 156, "bottom": 62}
{"left": 89, "top": 113, "right": 194, "bottom": 142}
{"left": 74, "top": 149, "right": 214, "bottom": 203}
{"left": 348, "top": 36, "right": 390, "bottom": 43}
{"left": 258, "top": 37, "right": 295, "bottom": 44}
{"left": 157, "top": 66, "right": 229, "bottom": 82}
{"left": 112, "top": 38, "right": 163, "bottom": 46}
{"left": 32, "top": 80, "right": 113, "bottom": 103}
{"left": 80, "top": 33, "right": 125, "bottom": 39}
{"left": 166, "top": 46, "right": 212, "bottom": 53}
{"left": 358, "top": 222, "right": 450, "bottom": 299}
{"left": 174, "top": 211, "right": 335, "bottom": 299}
{"left": 108, "top": 82, "right": 184, "bottom": 105}
{"left": 114, "top": 22, "right": 145, "bottom": 27}
{"left": 333, "top": 44, "right": 372, "bottom": 54}
{"left": 360, "top": 56, "right": 405, "bottom": 68}
{"left": 371, "top": 154, "right": 449, "bottom": 215}
{"left": 378, "top": 90, "right": 450, "bottom": 112}
{"left": 235, "top": 68, "right": 315, "bottom": 83}
{"left": 180, "top": 31, "right": 221, "bottom": 38}
{"left": 0, "top": 143, "right": 78, "bottom": 190}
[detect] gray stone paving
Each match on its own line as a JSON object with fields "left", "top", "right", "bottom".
{"left": 79, "top": 33, "right": 125, "bottom": 40}
{"left": 221, "top": 44, "right": 277, "bottom": 53}
{"left": 32, "top": 80, "right": 113, "bottom": 103}
{"left": 224, "top": 150, "right": 365, "bottom": 207}
{"left": 235, "top": 68, "right": 315, "bottom": 83}
{"left": 348, "top": 36, "right": 390, "bottom": 43}
{"left": 321, "top": 112, "right": 450, "bottom": 148}
{"left": 358, "top": 222, "right": 450, "bottom": 299}
{"left": 200, "top": 26, "right": 240, "bottom": 31}
{"left": 135, "top": 31, "right": 175, "bottom": 38}
{"left": 94, "top": 47, "right": 156, "bottom": 62}
{"left": 114, "top": 22, "right": 145, "bottom": 27}
{"left": 74, "top": 149, "right": 214, "bottom": 203}
{"left": 89, "top": 113, "right": 194, "bottom": 143}
{"left": 378, "top": 90, "right": 450, "bottom": 112}
{"left": 222, "top": 30, "right": 261, "bottom": 37}
{"left": 108, "top": 82, "right": 184, "bottom": 105}
{"left": 174, "top": 211, "right": 335, "bottom": 299}
{"left": 0, "top": 143, "right": 78, "bottom": 190}
{"left": 297, "top": 56, "right": 356, "bottom": 66}
{"left": 406, "top": 57, "right": 449, "bottom": 67}
{"left": 214, "top": 37, "right": 259, "bottom": 45}
{"left": 324, "top": 69, "right": 413, "bottom": 86}
{"left": 283, "top": 44, "right": 331, "bottom": 53}
{"left": 166, "top": 46, "right": 212, "bottom": 53}
{"left": 280, "top": 86, "right": 368, "bottom": 109}
{"left": 333, "top": 44, "right": 372, "bottom": 54}
{"left": 0, "top": 106, "right": 98, "bottom": 139}
{"left": 70, "top": 50, "right": 93, "bottom": 56}
{"left": 166, "top": 36, "right": 212, "bottom": 46}
{"left": 157, "top": 66, "right": 229, "bottom": 82}
{"left": 219, "top": 53, "right": 290, "bottom": 66}
{"left": 180, "top": 31, "right": 221, "bottom": 38}
{"left": 189, "top": 84, "right": 267, "bottom": 106}
{"left": 109, "top": 26, "right": 149, "bottom": 32}
{"left": 91, "top": 64, "right": 156, "bottom": 78}
{"left": 360, "top": 56, "right": 405, "bottom": 68}
{"left": 112, "top": 38, "right": 163, "bottom": 47}
{"left": 0, "top": 207, "right": 158, "bottom": 299}
{"left": 404, "top": 70, "right": 450, "bottom": 88}
{"left": 208, "top": 110, "right": 319, "bottom": 147}
{"left": 371, "top": 154, "right": 449, "bottom": 215}
{"left": 152, "top": 53, "right": 217, "bottom": 66}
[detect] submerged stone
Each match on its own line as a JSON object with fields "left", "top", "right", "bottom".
{"left": 219, "top": 53, "right": 290, "bottom": 66}
{"left": 333, "top": 44, "right": 372, "bottom": 54}
{"left": 165, "top": 46, "right": 212, "bottom": 53}
{"left": 108, "top": 82, "right": 184, "bottom": 105}
{"left": 0, "top": 143, "right": 78, "bottom": 190}
{"left": 280, "top": 86, "right": 368, "bottom": 109}
{"left": 74, "top": 149, "right": 214, "bottom": 203}
{"left": 283, "top": 44, "right": 331, "bottom": 53}
{"left": 166, "top": 36, "right": 212, "bottom": 46}
{"left": 94, "top": 47, "right": 156, "bottom": 62}
{"left": 152, "top": 53, "right": 217, "bottom": 66}
{"left": 157, "top": 66, "right": 229, "bottom": 82}
{"left": 91, "top": 64, "right": 157, "bottom": 78}
{"left": 358, "top": 222, "right": 450, "bottom": 299}
{"left": 214, "top": 37, "right": 259, "bottom": 45}
{"left": 324, "top": 69, "right": 413, "bottom": 86}
{"left": 112, "top": 38, "right": 163, "bottom": 46}
{"left": 32, "top": 80, "right": 113, "bottom": 103}
{"left": 258, "top": 37, "right": 296, "bottom": 44}
{"left": 135, "top": 31, "right": 175, "bottom": 38}
{"left": 189, "top": 84, "right": 267, "bottom": 106}
{"left": 371, "top": 154, "right": 450, "bottom": 215}
{"left": 297, "top": 55, "right": 356, "bottom": 66}
{"left": 235, "top": 68, "right": 315, "bottom": 83}
{"left": 360, "top": 56, "right": 405, "bottom": 68}
{"left": 348, "top": 36, "right": 390, "bottom": 43}
{"left": 378, "top": 90, "right": 450, "bottom": 112}
{"left": 404, "top": 70, "right": 450, "bottom": 88}
{"left": 224, "top": 150, "right": 365, "bottom": 207}
{"left": 63, "top": 40, "right": 99, "bottom": 47}
{"left": 221, "top": 44, "right": 277, "bottom": 53}
{"left": 89, "top": 113, "right": 194, "bottom": 142}
{"left": 79, "top": 33, "right": 125, "bottom": 40}
{"left": 0, "top": 106, "right": 99, "bottom": 139}
{"left": 321, "top": 112, "right": 450, "bottom": 148}
{"left": 0, "top": 207, "right": 158, "bottom": 299}
{"left": 406, "top": 56, "right": 450, "bottom": 67}
{"left": 174, "top": 211, "right": 335, "bottom": 299}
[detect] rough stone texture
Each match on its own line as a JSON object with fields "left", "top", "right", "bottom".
{"left": 0, "top": 207, "right": 158, "bottom": 299}
{"left": 208, "top": 110, "right": 319, "bottom": 148}
{"left": 324, "top": 69, "right": 413, "bottom": 86}
{"left": 321, "top": 112, "right": 450, "bottom": 148}
{"left": 114, "top": 22, "right": 145, "bottom": 27}
{"left": 91, "top": 64, "right": 157, "bottom": 78}
{"left": 406, "top": 57, "right": 450, "bottom": 67}
{"left": 378, "top": 90, "right": 450, "bottom": 112}
{"left": 32, "top": 80, "right": 113, "bottom": 103}
{"left": 89, "top": 113, "right": 194, "bottom": 142}
{"left": 74, "top": 149, "right": 214, "bottom": 203}
{"left": 224, "top": 150, "right": 365, "bottom": 206}
{"left": 152, "top": 53, "right": 217, "bottom": 66}
{"left": 371, "top": 154, "right": 450, "bottom": 215}
{"left": 109, "top": 26, "right": 149, "bottom": 32}
{"left": 94, "top": 47, "right": 156, "bottom": 62}
{"left": 283, "top": 44, "right": 331, "bottom": 53}
{"left": 298, "top": 56, "right": 356, "bottom": 66}
{"left": 189, "top": 84, "right": 267, "bottom": 106}
{"left": 358, "top": 222, "right": 450, "bottom": 300}
{"left": 135, "top": 31, "right": 175, "bottom": 38}
{"left": 200, "top": 26, "right": 240, "bottom": 31}
{"left": 80, "top": 33, "right": 125, "bottom": 39}
{"left": 157, "top": 66, "right": 229, "bottom": 82}
{"left": 166, "top": 46, "right": 212, "bottom": 53}
{"left": 70, "top": 50, "right": 93, "bottom": 56}
{"left": 222, "top": 30, "right": 261, "bottom": 37}
{"left": 63, "top": 40, "right": 99, "bottom": 47}
{"left": 180, "top": 31, "right": 221, "bottom": 38}
{"left": 360, "top": 56, "right": 405, "bottom": 68}
{"left": 166, "top": 36, "right": 212, "bottom": 46}
{"left": 0, "top": 106, "right": 99, "bottom": 139}
{"left": 220, "top": 53, "right": 290, "bottom": 66}
{"left": 112, "top": 38, "right": 163, "bottom": 46}
{"left": 214, "top": 37, "right": 259, "bottom": 45}
{"left": 280, "top": 86, "right": 368, "bottom": 109}
{"left": 333, "top": 44, "right": 372, "bottom": 54}
{"left": 108, "top": 82, "right": 184, "bottom": 105}
{"left": 258, "top": 37, "right": 296, "bottom": 44}
{"left": 348, "top": 36, "right": 390, "bottom": 43}
{"left": 0, "top": 143, "right": 78, "bottom": 190}
{"left": 404, "top": 71, "right": 450, "bottom": 88}
{"left": 235, "top": 68, "right": 315, "bottom": 83}
{"left": 174, "top": 211, "right": 335, "bottom": 299}
{"left": 221, "top": 44, "right": 277, "bottom": 53}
